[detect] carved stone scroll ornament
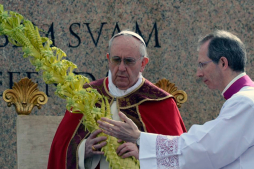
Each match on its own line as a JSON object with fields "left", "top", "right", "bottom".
{"left": 155, "top": 78, "right": 187, "bottom": 108}
{"left": 3, "top": 77, "right": 48, "bottom": 115}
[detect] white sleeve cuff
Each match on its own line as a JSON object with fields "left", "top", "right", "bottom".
{"left": 139, "top": 132, "right": 182, "bottom": 169}
{"left": 139, "top": 132, "right": 158, "bottom": 169}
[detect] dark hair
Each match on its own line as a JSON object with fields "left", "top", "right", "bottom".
{"left": 198, "top": 30, "right": 246, "bottom": 72}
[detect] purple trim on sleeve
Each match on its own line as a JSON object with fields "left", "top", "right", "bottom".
{"left": 224, "top": 75, "right": 254, "bottom": 100}
{"left": 156, "top": 135, "right": 180, "bottom": 169}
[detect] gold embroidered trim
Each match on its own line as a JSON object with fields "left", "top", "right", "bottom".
{"left": 136, "top": 105, "right": 147, "bottom": 132}
{"left": 103, "top": 78, "right": 111, "bottom": 97}
{"left": 103, "top": 77, "right": 173, "bottom": 109}
{"left": 65, "top": 114, "right": 84, "bottom": 169}
{"left": 119, "top": 95, "right": 173, "bottom": 109}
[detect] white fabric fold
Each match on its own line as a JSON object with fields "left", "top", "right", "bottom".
{"left": 108, "top": 70, "right": 143, "bottom": 97}
{"left": 78, "top": 140, "right": 86, "bottom": 169}
{"left": 78, "top": 137, "right": 101, "bottom": 169}
{"left": 139, "top": 132, "right": 158, "bottom": 169}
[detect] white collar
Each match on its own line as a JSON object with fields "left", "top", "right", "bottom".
{"left": 108, "top": 70, "right": 143, "bottom": 97}
{"left": 221, "top": 72, "right": 246, "bottom": 96}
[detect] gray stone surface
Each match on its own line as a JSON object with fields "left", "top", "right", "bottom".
{"left": 1, "top": 0, "right": 254, "bottom": 168}
{"left": 17, "top": 115, "right": 63, "bottom": 169}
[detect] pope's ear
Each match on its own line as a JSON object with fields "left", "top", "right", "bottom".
{"left": 106, "top": 53, "right": 110, "bottom": 61}
{"left": 142, "top": 57, "right": 149, "bottom": 66}
{"left": 141, "top": 57, "right": 149, "bottom": 72}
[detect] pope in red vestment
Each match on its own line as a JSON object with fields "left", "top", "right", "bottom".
{"left": 48, "top": 30, "right": 186, "bottom": 169}
{"left": 47, "top": 77, "right": 186, "bottom": 169}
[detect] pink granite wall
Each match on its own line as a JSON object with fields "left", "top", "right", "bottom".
{"left": 1, "top": 0, "right": 254, "bottom": 168}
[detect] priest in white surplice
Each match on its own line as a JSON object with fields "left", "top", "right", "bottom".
{"left": 98, "top": 30, "right": 254, "bottom": 169}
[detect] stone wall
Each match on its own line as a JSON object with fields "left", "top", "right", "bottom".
{"left": 1, "top": 0, "right": 254, "bottom": 168}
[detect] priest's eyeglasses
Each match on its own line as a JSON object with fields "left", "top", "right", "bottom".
{"left": 198, "top": 60, "right": 212, "bottom": 70}
{"left": 110, "top": 56, "right": 143, "bottom": 66}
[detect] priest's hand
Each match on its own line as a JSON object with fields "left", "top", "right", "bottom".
{"left": 85, "top": 129, "right": 107, "bottom": 159}
{"left": 117, "top": 140, "right": 139, "bottom": 159}
{"left": 98, "top": 111, "right": 141, "bottom": 143}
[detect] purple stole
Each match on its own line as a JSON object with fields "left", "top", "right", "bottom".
{"left": 223, "top": 75, "right": 254, "bottom": 100}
